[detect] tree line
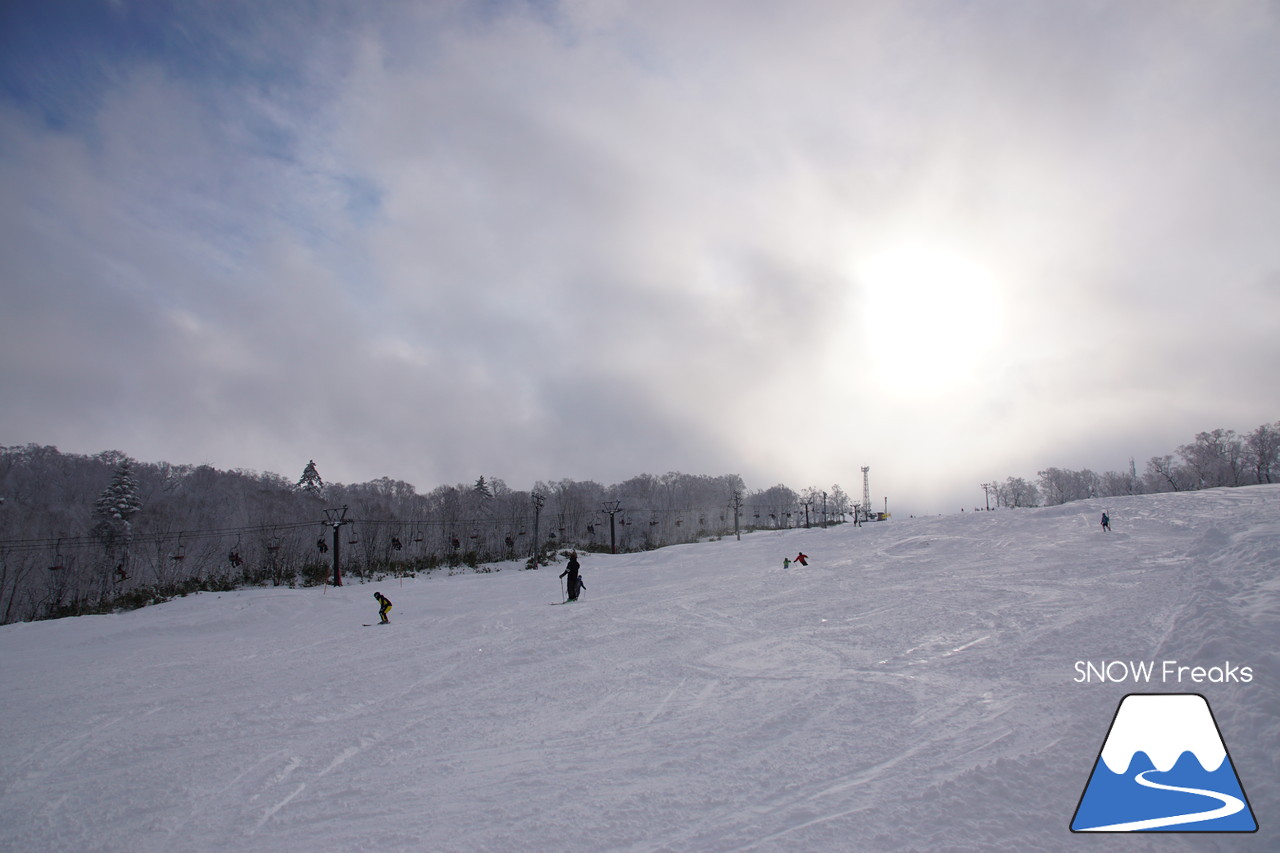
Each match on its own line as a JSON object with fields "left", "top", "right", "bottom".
{"left": 983, "top": 421, "right": 1279, "bottom": 509}
{"left": 0, "top": 445, "right": 855, "bottom": 623}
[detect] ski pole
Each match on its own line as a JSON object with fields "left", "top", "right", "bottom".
{"left": 560, "top": 575, "right": 566, "bottom": 603}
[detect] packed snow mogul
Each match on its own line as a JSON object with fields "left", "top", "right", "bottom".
{"left": 559, "top": 551, "right": 585, "bottom": 602}
{"left": 1101, "top": 512, "right": 1111, "bottom": 532}
{"left": 373, "top": 591, "right": 392, "bottom": 624}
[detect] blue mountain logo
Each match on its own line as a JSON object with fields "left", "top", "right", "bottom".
{"left": 1071, "top": 693, "right": 1257, "bottom": 832}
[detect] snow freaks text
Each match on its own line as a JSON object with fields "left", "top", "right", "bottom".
{"left": 1073, "top": 661, "right": 1254, "bottom": 684}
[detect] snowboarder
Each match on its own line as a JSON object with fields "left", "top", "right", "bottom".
{"left": 1101, "top": 512, "right": 1111, "bottom": 533}
{"left": 374, "top": 591, "right": 392, "bottom": 623}
{"left": 794, "top": 552, "right": 809, "bottom": 566}
{"left": 559, "top": 551, "right": 584, "bottom": 602}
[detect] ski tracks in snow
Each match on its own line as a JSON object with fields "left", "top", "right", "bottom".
{"left": 250, "top": 756, "right": 305, "bottom": 832}
{"left": 875, "top": 633, "right": 991, "bottom": 667}
{"left": 644, "top": 676, "right": 718, "bottom": 726}
{"left": 6, "top": 706, "right": 160, "bottom": 783}
{"left": 153, "top": 736, "right": 378, "bottom": 843}
{"left": 246, "top": 743, "right": 367, "bottom": 832}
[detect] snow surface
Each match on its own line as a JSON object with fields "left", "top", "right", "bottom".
{"left": 2, "top": 485, "right": 1277, "bottom": 852}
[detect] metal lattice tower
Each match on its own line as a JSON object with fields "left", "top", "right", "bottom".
{"left": 861, "top": 467, "right": 871, "bottom": 520}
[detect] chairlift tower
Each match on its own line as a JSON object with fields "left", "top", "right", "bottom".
{"left": 728, "top": 490, "right": 743, "bottom": 541}
{"left": 323, "top": 505, "right": 350, "bottom": 586}
{"left": 600, "top": 501, "right": 623, "bottom": 554}
{"left": 531, "top": 491, "right": 545, "bottom": 560}
{"left": 861, "top": 466, "right": 871, "bottom": 522}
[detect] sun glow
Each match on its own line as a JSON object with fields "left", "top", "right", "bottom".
{"left": 856, "top": 242, "right": 1003, "bottom": 394}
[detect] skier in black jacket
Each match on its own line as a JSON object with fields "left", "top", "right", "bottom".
{"left": 559, "top": 551, "right": 585, "bottom": 602}
{"left": 373, "top": 591, "right": 392, "bottom": 623}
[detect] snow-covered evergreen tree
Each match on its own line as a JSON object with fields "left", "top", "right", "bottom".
{"left": 297, "top": 460, "right": 324, "bottom": 495}
{"left": 94, "top": 459, "right": 142, "bottom": 524}
{"left": 91, "top": 459, "right": 142, "bottom": 556}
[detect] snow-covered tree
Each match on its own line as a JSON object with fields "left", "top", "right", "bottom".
{"left": 999, "top": 476, "right": 1039, "bottom": 507}
{"left": 1099, "top": 469, "right": 1138, "bottom": 498}
{"left": 1245, "top": 422, "right": 1279, "bottom": 484}
{"left": 1178, "top": 429, "right": 1246, "bottom": 488}
{"left": 297, "top": 460, "right": 324, "bottom": 495}
{"left": 1144, "top": 454, "right": 1192, "bottom": 493}
{"left": 829, "top": 484, "right": 851, "bottom": 519}
{"left": 1036, "top": 467, "right": 1099, "bottom": 506}
{"left": 91, "top": 459, "right": 143, "bottom": 563}
{"left": 93, "top": 459, "right": 142, "bottom": 525}
{"left": 751, "top": 484, "right": 798, "bottom": 527}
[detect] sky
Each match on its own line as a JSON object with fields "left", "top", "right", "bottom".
{"left": 2, "top": 0, "right": 1278, "bottom": 516}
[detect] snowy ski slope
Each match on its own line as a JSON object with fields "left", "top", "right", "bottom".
{"left": 2, "top": 485, "right": 1277, "bottom": 852}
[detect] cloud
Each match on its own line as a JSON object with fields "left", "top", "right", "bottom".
{"left": 2, "top": 1, "right": 1278, "bottom": 513}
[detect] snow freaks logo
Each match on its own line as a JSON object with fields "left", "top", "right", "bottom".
{"left": 1072, "top": 659, "right": 1253, "bottom": 684}
{"left": 1070, "top": 694, "right": 1258, "bottom": 833}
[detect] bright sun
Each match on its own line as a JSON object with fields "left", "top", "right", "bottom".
{"left": 856, "top": 242, "right": 1002, "bottom": 394}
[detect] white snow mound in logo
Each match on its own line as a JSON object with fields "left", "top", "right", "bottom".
{"left": 1100, "top": 694, "right": 1226, "bottom": 774}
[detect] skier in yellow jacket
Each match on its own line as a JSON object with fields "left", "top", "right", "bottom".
{"left": 373, "top": 591, "right": 392, "bottom": 624}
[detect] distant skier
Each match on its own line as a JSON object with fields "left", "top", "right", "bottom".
{"left": 794, "top": 552, "right": 809, "bottom": 566}
{"left": 374, "top": 591, "right": 392, "bottom": 623}
{"left": 1101, "top": 512, "right": 1111, "bottom": 533}
{"left": 783, "top": 557, "right": 792, "bottom": 569}
{"left": 559, "top": 551, "right": 584, "bottom": 602}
